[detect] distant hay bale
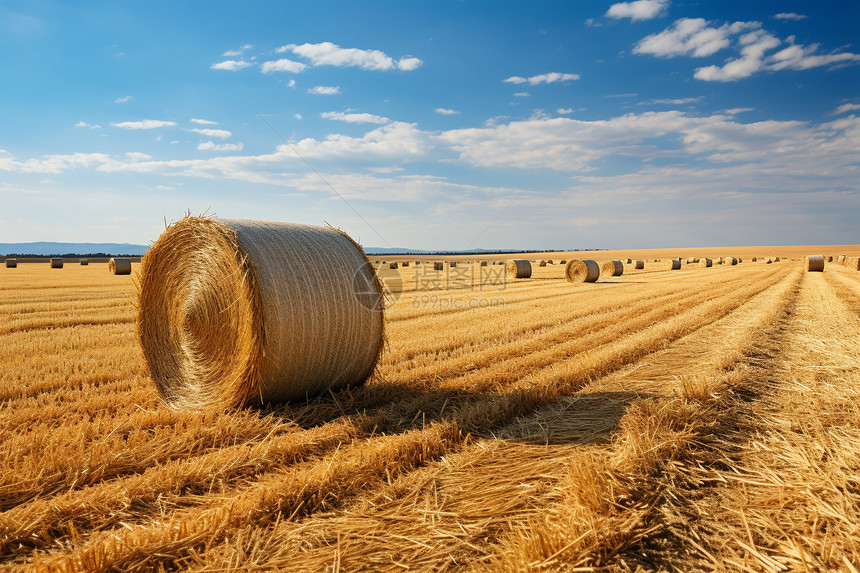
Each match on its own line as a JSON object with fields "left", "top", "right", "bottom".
{"left": 806, "top": 255, "right": 825, "bottom": 272}
{"left": 506, "top": 259, "right": 532, "bottom": 279}
{"left": 80, "top": 260, "right": 89, "bottom": 266}
{"left": 751, "top": 257, "right": 757, "bottom": 262}
{"left": 547, "top": 260, "right": 554, "bottom": 265}
{"left": 698, "top": 258, "right": 713, "bottom": 267}
{"left": 565, "top": 258, "right": 600, "bottom": 283}
{"left": 634, "top": 260, "right": 644, "bottom": 269}
{"left": 137, "top": 216, "right": 384, "bottom": 409}
{"left": 600, "top": 260, "right": 623, "bottom": 277}
{"left": 449, "top": 262, "right": 457, "bottom": 268}
{"left": 663, "top": 259, "right": 682, "bottom": 270}
{"left": 724, "top": 257, "right": 738, "bottom": 266}
{"left": 434, "top": 262, "right": 443, "bottom": 271}
{"left": 538, "top": 260, "right": 547, "bottom": 267}
{"left": 401, "top": 261, "right": 409, "bottom": 267}
{"left": 827, "top": 255, "right": 833, "bottom": 262}
{"left": 5, "top": 258, "right": 17, "bottom": 268}
{"left": 480, "top": 261, "right": 488, "bottom": 266}
{"left": 766, "top": 258, "right": 773, "bottom": 264}
{"left": 389, "top": 262, "right": 399, "bottom": 269}
{"left": 560, "top": 259, "right": 567, "bottom": 264}
{"left": 845, "top": 256, "right": 860, "bottom": 271}
{"left": 686, "top": 257, "right": 697, "bottom": 264}
{"left": 626, "top": 258, "right": 632, "bottom": 264}
{"left": 109, "top": 258, "right": 132, "bottom": 275}
{"left": 414, "top": 260, "right": 420, "bottom": 265}
{"left": 50, "top": 258, "right": 63, "bottom": 269}
{"left": 774, "top": 257, "right": 780, "bottom": 262}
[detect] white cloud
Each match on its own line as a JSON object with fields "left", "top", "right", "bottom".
{"left": 504, "top": 72, "right": 580, "bottom": 85}
{"left": 294, "top": 113, "right": 302, "bottom": 120}
{"left": 288, "top": 79, "right": 296, "bottom": 88}
{"left": 721, "top": 107, "right": 754, "bottom": 115}
{"left": 773, "top": 13, "right": 807, "bottom": 21}
{"left": 211, "top": 59, "right": 252, "bottom": 71}
{"left": 639, "top": 18, "right": 860, "bottom": 81}
{"left": 767, "top": 42, "right": 860, "bottom": 71}
{"left": 635, "top": 18, "right": 758, "bottom": 58}
{"left": 289, "top": 121, "right": 427, "bottom": 159}
{"left": 125, "top": 152, "right": 151, "bottom": 160}
{"left": 111, "top": 119, "right": 176, "bottom": 130}
{"left": 557, "top": 108, "right": 573, "bottom": 114}
{"left": 191, "top": 118, "right": 217, "bottom": 125}
{"left": 513, "top": 92, "right": 530, "bottom": 97}
{"left": 277, "top": 42, "right": 422, "bottom": 71}
{"left": 605, "top": 0, "right": 669, "bottom": 21}
{"left": 190, "top": 128, "right": 232, "bottom": 139}
{"left": 198, "top": 141, "right": 244, "bottom": 151}
{"left": 223, "top": 44, "right": 253, "bottom": 56}
{"left": 308, "top": 86, "right": 340, "bottom": 95}
{"left": 435, "top": 108, "right": 460, "bottom": 115}
{"left": 834, "top": 103, "right": 860, "bottom": 115}
{"left": 261, "top": 58, "right": 307, "bottom": 73}
{"left": 74, "top": 121, "right": 101, "bottom": 129}
{"left": 114, "top": 95, "right": 134, "bottom": 104}
{"left": 694, "top": 29, "right": 780, "bottom": 81}
{"left": 641, "top": 96, "right": 704, "bottom": 105}
{"left": 320, "top": 111, "right": 390, "bottom": 124}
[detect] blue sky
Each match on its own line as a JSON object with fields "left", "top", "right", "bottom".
{"left": 1, "top": 0, "right": 858, "bottom": 250}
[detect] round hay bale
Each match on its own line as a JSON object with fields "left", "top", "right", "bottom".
{"left": 5, "top": 258, "right": 17, "bottom": 268}
{"left": 662, "top": 259, "right": 681, "bottom": 270}
{"left": 401, "top": 261, "right": 409, "bottom": 267}
{"left": 565, "top": 259, "right": 600, "bottom": 283}
{"left": 480, "top": 261, "right": 488, "bottom": 266}
{"left": 626, "top": 258, "right": 632, "bottom": 264}
{"left": 827, "top": 255, "right": 833, "bottom": 262}
{"left": 547, "top": 260, "right": 554, "bottom": 265}
{"left": 109, "top": 258, "right": 132, "bottom": 275}
{"left": 751, "top": 257, "right": 757, "bottom": 262}
{"left": 389, "top": 262, "right": 398, "bottom": 270}
{"left": 600, "top": 260, "right": 623, "bottom": 277}
{"left": 698, "top": 258, "right": 713, "bottom": 267}
{"left": 137, "top": 216, "right": 384, "bottom": 409}
{"left": 50, "top": 258, "right": 63, "bottom": 269}
{"left": 806, "top": 255, "right": 825, "bottom": 272}
{"left": 766, "top": 258, "right": 773, "bottom": 264}
{"left": 538, "top": 260, "right": 547, "bottom": 267}
{"left": 724, "top": 257, "right": 738, "bottom": 266}
{"left": 634, "top": 260, "right": 644, "bottom": 269}
{"left": 434, "top": 262, "right": 444, "bottom": 271}
{"left": 774, "top": 257, "right": 780, "bottom": 262}
{"left": 506, "top": 259, "right": 532, "bottom": 279}
{"left": 560, "top": 259, "right": 567, "bottom": 264}
{"left": 80, "top": 260, "right": 89, "bottom": 266}
{"left": 449, "top": 262, "right": 457, "bottom": 268}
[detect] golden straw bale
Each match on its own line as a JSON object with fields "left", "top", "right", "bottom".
{"left": 698, "top": 258, "right": 713, "bottom": 267}
{"left": 634, "top": 260, "right": 644, "bottom": 269}
{"left": 109, "top": 258, "right": 132, "bottom": 275}
{"left": 137, "top": 216, "right": 384, "bottom": 409}
{"left": 80, "top": 260, "right": 89, "bottom": 266}
{"left": 480, "top": 261, "right": 488, "bottom": 266}
{"left": 538, "top": 260, "right": 547, "bottom": 267}
{"left": 806, "top": 255, "right": 825, "bottom": 272}
{"left": 505, "top": 259, "right": 532, "bottom": 279}
{"left": 50, "top": 258, "right": 63, "bottom": 269}
{"left": 389, "top": 262, "right": 398, "bottom": 269}
{"left": 724, "top": 257, "right": 738, "bottom": 266}
{"left": 565, "top": 258, "right": 600, "bottom": 283}
{"left": 662, "top": 259, "right": 682, "bottom": 270}
{"left": 449, "top": 262, "right": 457, "bottom": 268}
{"left": 600, "top": 260, "right": 623, "bottom": 277}
{"left": 5, "top": 258, "right": 17, "bottom": 268}
{"left": 626, "top": 258, "right": 632, "bottom": 264}
{"left": 434, "top": 262, "right": 443, "bottom": 271}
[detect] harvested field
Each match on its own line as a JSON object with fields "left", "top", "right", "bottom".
{"left": 1, "top": 253, "right": 859, "bottom": 571}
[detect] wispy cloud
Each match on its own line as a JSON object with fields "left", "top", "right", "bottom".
{"left": 640, "top": 96, "right": 704, "bottom": 105}
{"left": 111, "top": 119, "right": 176, "bottom": 130}
{"left": 190, "top": 118, "right": 217, "bottom": 125}
{"left": 320, "top": 111, "right": 389, "bottom": 124}
{"left": 74, "top": 121, "right": 101, "bottom": 129}
{"left": 114, "top": 95, "right": 134, "bottom": 104}
{"left": 277, "top": 42, "right": 422, "bottom": 71}
{"left": 773, "top": 13, "right": 807, "bottom": 21}
{"left": 125, "top": 152, "right": 151, "bottom": 160}
{"left": 198, "top": 141, "right": 244, "bottom": 151}
{"left": 435, "top": 108, "right": 460, "bottom": 115}
{"left": 210, "top": 59, "right": 252, "bottom": 71}
{"left": 190, "top": 128, "right": 232, "bottom": 139}
{"left": 261, "top": 58, "right": 307, "bottom": 73}
{"left": 833, "top": 103, "right": 860, "bottom": 115}
{"left": 308, "top": 86, "right": 340, "bottom": 95}
{"left": 636, "top": 18, "right": 860, "bottom": 81}
{"left": 222, "top": 44, "right": 253, "bottom": 57}
{"left": 504, "top": 72, "right": 580, "bottom": 85}
{"left": 605, "top": 0, "right": 669, "bottom": 22}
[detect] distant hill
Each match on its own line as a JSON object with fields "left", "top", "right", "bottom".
{"left": 0, "top": 242, "right": 149, "bottom": 256}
